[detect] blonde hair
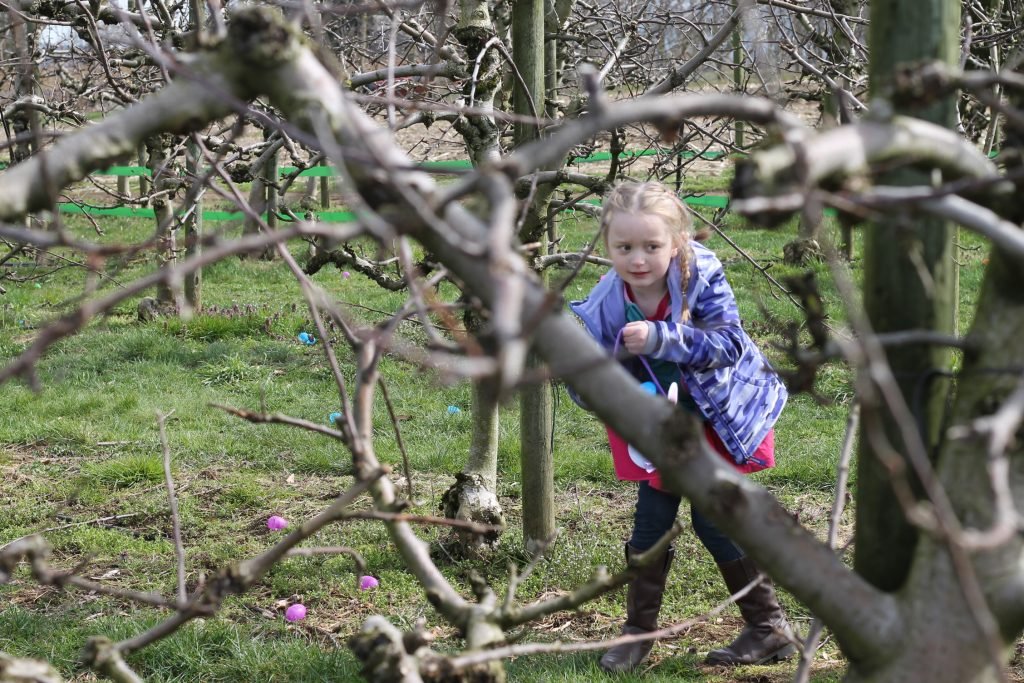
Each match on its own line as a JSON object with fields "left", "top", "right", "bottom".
{"left": 600, "top": 181, "right": 696, "bottom": 321}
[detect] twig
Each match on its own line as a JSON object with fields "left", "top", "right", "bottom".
{"left": 274, "top": 240, "right": 361, "bottom": 448}
{"left": 377, "top": 376, "right": 415, "bottom": 501}
{"left": 212, "top": 404, "right": 348, "bottom": 441}
{"left": 794, "top": 402, "right": 859, "bottom": 683}
{"left": 284, "top": 545, "right": 366, "bottom": 574}
{"left": 500, "top": 524, "right": 681, "bottom": 628}
{"left": 1, "top": 223, "right": 364, "bottom": 389}
{"left": 340, "top": 509, "right": 502, "bottom": 535}
{"left": 453, "top": 560, "right": 763, "bottom": 670}
{"left": 0, "top": 535, "right": 171, "bottom": 608}
{"left": 156, "top": 410, "right": 186, "bottom": 605}
{"left": 101, "top": 469, "right": 388, "bottom": 659}
{"left": 0, "top": 511, "right": 142, "bottom": 552}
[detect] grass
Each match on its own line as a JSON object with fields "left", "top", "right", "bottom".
{"left": 0, "top": 204, "right": 990, "bottom": 682}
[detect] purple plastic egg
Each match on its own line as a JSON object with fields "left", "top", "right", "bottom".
{"left": 267, "top": 515, "right": 288, "bottom": 531}
{"left": 285, "top": 603, "right": 307, "bottom": 621}
{"left": 359, "top": 575, "right": 379, "bottom": 590}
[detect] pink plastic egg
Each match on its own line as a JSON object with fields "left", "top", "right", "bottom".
{"left": 285, "top": 603, "right": 307, "bottom": 621}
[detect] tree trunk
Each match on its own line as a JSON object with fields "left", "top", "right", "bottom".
{"left": 440, "top": 355, "right": 506, "bottom": 556}
{"left": 466, "top": 378, "right": 499, "bottom": 491}
{"left": 436, "top": 0, "right": 507, "bottom": 556}
{"left": 146, "top": 135, "right": 177, "bottom": 308}
{"left": 844, "top": 244, "right": 1024, "bottom": 681}
{"left": 241, "top": 132, "right": 280, "bottom": 261}
{"left": 183, "top": 0, "right": 203, "bottom": 310}
{"left": 854, "top": 0, "right": 961, "bottom": 594}
{"left": 453, "top": 0, "right": 502, "bottom": 166}
{"left": 7, "top": 8, "right": 35, "bottom": 165}
{"left": 184, "top": 139, "right": 202, "bottom": 310}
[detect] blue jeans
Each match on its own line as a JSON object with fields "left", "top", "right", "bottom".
{"left": 629, "top": 480, "right": 744, "bottom": 563}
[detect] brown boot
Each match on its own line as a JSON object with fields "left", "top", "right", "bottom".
{"left": 704, "top": 555, "right": 796, "bottom": 666}
{"left": 599, "top": 544, "right": 674, "bottom": 673}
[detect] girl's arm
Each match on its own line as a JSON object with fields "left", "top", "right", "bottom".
{"left": 639, "top": 256, "right": 745, "bottom": 369}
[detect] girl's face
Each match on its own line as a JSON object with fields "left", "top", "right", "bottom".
{"left": 605, "top": 211, "right": 679, "bottom": 297}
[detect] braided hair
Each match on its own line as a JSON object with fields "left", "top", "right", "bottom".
{"left": 600, "top": 181, "right": 698, "bottom": 323}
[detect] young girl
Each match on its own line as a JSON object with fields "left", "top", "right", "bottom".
{"left": 567, "top": 181, "right": 794, "bottom": 672}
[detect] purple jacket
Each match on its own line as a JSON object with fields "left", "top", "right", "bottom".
{"left": 568, "top": 241, "right": 787, "bottom": 466}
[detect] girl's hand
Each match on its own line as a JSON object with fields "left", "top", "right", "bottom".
{"left": 622, "top": 321, "right": 652, "bottom": 354}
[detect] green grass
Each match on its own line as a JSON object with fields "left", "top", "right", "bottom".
{"left": 81, "top": 454, "right": 167, "bottom": 489}
{"left": 0, "top": 205, "right": 988, "bottom": 682}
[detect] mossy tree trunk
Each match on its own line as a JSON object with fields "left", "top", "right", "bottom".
{"left": 843, "top": 242, "right": 1024, "bottom": 682}
{"left": 854, "top": 0, "right": 961, "bottom": 592}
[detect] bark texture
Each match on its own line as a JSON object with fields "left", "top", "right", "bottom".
{"left": 855, "top": 0, "right": 961, "bottom": 593}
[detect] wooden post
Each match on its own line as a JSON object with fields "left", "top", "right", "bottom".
{"left": 733, "top": 24, "right": 744, "bottom": 149}
{"left": 137, "top": 144, "right": 150, "bottom": 202}
{"left": 319, "top": 158, "right": 330, "bottom": 210}
{"left": 513, "top": 0, "right": 555, "bottom": 554}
